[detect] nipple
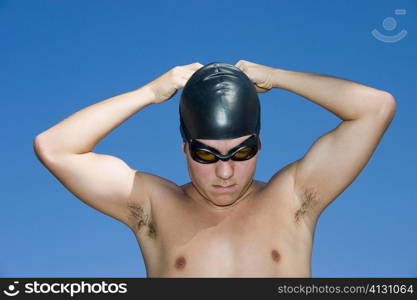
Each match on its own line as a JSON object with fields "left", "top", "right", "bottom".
{"left": 271, "top": 249, "right": 280, "bottom": 263}
{"left": 175, "top": 256, "right": 186, "bottom": 270}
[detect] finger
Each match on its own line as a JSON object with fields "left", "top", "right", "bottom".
{"left": 235, "top": 60, "right": 244, "bottom": 70}
{"left": 188, "top": 62, "right": 204, "bottom": 70}
{"left": 235, "top": 59, "right": 250, "bottom": 69}
{"left": 176, "top": 77, "right": 189, "bottom": 89}
{"left": 179, "top": 66, "right": 201, "bottom": 88}
{"left": 183, "top": 68, "right": 198, "bottom": 80}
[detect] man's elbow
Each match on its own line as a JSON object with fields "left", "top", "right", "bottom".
{"left": 371, "top": 91, "right": 397, "bottom": 121}
{"left": 33, "top": 133, "right": 54, "bottom": 164}
{"left": 379, "top": 91, "right": 397, "bottom": 120}
{"left": 33, "top": 134, "right": 46, "bottom": 161}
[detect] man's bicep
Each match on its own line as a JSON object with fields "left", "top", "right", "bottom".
{"left": 38, "top": 152, "right": 151, "bottom": 227}
{"left": 294, "top": 111, "right": 394, "bottom": 218}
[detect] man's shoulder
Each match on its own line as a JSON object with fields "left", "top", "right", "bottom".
{"left": 131, "top": 170, "right": 182, "bottom": 201}
{"left": 264, "top": 161, "right": 298, "bottom": 190}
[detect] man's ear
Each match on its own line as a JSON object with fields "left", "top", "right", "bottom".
{"left": 182, "top": 142, "right": 186, "bottom": 155}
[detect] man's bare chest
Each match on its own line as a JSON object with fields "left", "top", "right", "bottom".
{"left": 159, "top": 215, "right": 299, "bottom": 277}
{"left": 132, "top": 188, "right": 313, "bottom": 277}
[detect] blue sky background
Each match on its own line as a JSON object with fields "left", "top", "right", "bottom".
{"left": 1, "top": 0, "right": 416, "bottom": 278}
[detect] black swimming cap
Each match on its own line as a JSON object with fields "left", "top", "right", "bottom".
{"left": 179, "top": 62, "right": 261, "bottom": 141}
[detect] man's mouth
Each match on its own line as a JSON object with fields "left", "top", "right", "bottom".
{"left": 213, "top": 184, "right": 236, "bottom": 190}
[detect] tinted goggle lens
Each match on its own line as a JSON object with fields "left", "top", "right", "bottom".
{"left": 194, "top": 150, "right": 217, "bottom": 162}
{"left": 232, "top": 147, "right": 255, "bottom": 160}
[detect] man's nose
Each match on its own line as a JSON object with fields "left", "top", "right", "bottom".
{"left": 215, "top": 159, "right": 234, "bottom": 180}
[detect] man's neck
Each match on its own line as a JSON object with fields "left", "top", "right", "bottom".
{"left": 183, "top": 180, "right": 257, "bottom": 214}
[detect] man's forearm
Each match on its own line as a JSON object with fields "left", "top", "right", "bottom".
{"left": 270, "top": 68, "right": 394, "bottom": 120}
{"left": 35, "top": 85, "right": 155, "bottom": 156}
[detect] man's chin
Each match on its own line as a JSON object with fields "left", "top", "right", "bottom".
{"left": 207, "top": 192, "right": 239, "bottom": 207}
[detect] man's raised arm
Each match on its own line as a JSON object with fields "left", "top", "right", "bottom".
{"left": 33, "top": 62, "right": 202, "bottom": 228}
{"left": 235, "top": 60, "right": 396, "bottom": 230}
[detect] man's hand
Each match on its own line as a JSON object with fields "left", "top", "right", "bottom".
{"left": 147, "top": 62, "right": 203, "bottom": 104}
{"left": 235, "top": 60, "right": 276, "bottom": 93}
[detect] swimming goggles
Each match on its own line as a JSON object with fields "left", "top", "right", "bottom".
{"left": 189, "top": 134, "right": 259, "bottom": 164}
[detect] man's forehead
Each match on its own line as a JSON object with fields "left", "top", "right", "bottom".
{"left": 195, "top": 134, "right": 252, "bottom": 149}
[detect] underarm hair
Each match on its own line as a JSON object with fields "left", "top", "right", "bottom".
{"left": 128, "top": 203, "right": 157, "bottom": 238}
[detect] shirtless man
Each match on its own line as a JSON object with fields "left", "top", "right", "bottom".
{"left": 33, "top": 60, "right": 396, "bottom": 277}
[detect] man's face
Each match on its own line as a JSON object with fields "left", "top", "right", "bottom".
{"left": 182, "top": 134, "right": 260, "bottom": 207}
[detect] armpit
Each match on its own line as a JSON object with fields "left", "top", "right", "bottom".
{"left": 128, "top": 203, "right": 157, "bottom": 239}
{"left": 294, "top": 186, "right": 319, "bottom": 224}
